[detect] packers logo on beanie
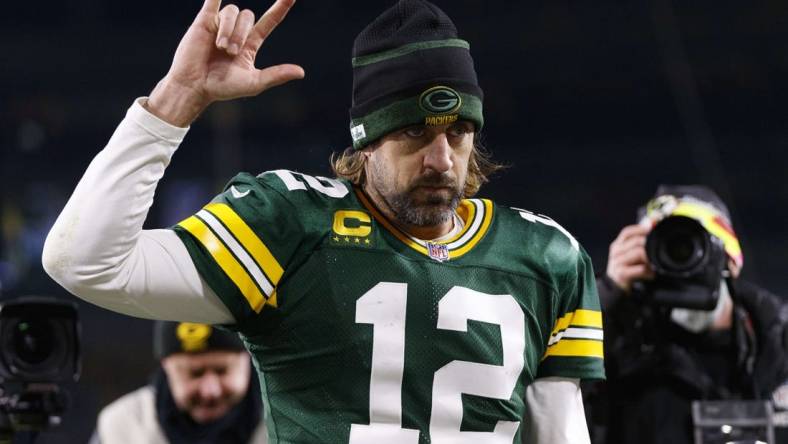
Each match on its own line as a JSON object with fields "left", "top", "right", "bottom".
{"left": 349, "top": 0, "right": 484, "bottom": 149}
{"left": 154, "top": 321, "right": 245, "bottom": 359}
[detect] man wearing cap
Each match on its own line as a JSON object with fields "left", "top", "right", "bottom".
{"left": 91, "top": 322, "right": 267, "bottom": 444}
{"left": 591, "top": 185, "right": 788, "bottom": 444}
{"left": 43, "top": 0, "right": 604, "bottom": 442}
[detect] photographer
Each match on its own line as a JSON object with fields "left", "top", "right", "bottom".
{"left": 595, "top": 185, "right": 788, "bottom": 444}
{"left": 90, "top": 321, "right": 266, "bottom": 444}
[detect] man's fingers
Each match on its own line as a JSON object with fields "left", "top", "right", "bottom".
{"left": 216, "top": 4, "right": 241, "bottom": 50}
{"left": 617, "top": 233, "right": 648, "bottom": 256}
{"left": 201, "top": 0, "right": 222, "bottom": 15}
{"left": 616, "top": 224, "right": 651, "bottom": 244}
{"left": 247, "top": 0, "right": 296, "bottom": 50}
{"left": 609, "top": 224, "right": 649, "bottom": 255}
{"left": 611, "top": 246, "right": 649, "bottom": 268}
{"left": 228, "top": 9, "right": 256, "bottom": 55}
{"left": 250, "top": 64, "right": 305, "bottom": 94}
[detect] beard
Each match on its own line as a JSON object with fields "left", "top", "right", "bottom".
{"left": 186, "top": 392, "right": 241, "bottom": 423}
{"left": 370, "top": 160, "right": 463, "bottom": 227}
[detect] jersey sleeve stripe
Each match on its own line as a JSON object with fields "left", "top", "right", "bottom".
{"left": 204, "top": 203, "right": 285, "bottom": 285}
{"left": 197, "top": 210, "right": 276, "bottom": 297}
{"left": 178, "top": 215, "right": 267, "bottom": 313}
{"left": 549, "top": 309, "right": 603, "bottom": 337}
{"left": 547, "top": 326, "right": 604, "bottom": 346}
{"left": 542, "top": 339, "right": 604, "bottom": 359}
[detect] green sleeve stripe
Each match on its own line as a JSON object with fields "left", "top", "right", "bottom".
{"left": 352, "top": 39, "right": 470, "bottom": 67}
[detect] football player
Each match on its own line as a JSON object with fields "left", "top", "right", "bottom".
{"left": 43, "top": 0, "right": 604, "bottom": 442}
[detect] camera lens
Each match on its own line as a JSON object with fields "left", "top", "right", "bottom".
{"left": 660, "top": 228, "right": 704, "bottom": 269}
{"left": 0, "top": 298, "right": 80, "bottom": 383}
{"left": 1, "top": 317, "right": 68, "bottom": 381}
{"left": 13, "top": 319, "right": 55, "bottom": 365}
{"left": 647, "top": 216, "right": 710, "bottom": 276}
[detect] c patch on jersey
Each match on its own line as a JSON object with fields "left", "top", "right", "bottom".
{"left": 543, "top": 309, "right": 604, "bottom": 360}
{"left": 177, "top": 203, "right": 283, "bottom": 313}
{"left": 331, "top": 210, "right": 374, "bottom": 247}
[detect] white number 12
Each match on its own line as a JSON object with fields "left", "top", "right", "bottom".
{"left": 349, "top": 282, "right": 525, "bottom": 444}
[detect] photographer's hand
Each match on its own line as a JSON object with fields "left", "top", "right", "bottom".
{"left": 606, "top": 224, "right": 655, "bottom": 293}
{"left": 146, "top": 0, "right": 305, "bottom": 127}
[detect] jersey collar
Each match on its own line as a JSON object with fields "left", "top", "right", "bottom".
{"left": 354, "top": 188, "right": 493, "bottom": 260}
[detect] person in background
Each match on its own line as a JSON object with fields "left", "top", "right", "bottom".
{"left": 590, "top": 185, "right": 788, "bottom": 444}
{"left": 91, "top": 321, "right": 266, "bottom": 444}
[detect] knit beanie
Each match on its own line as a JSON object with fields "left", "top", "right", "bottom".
{"left": 349, "top": 0, "right": 484, "bottom": 149}
{"left": 153, "top": 321, "right": 245, "bottom": 359}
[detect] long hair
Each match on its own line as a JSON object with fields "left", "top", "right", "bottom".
{"left": 330, "top": 134, "right": 505, "bottom": 198}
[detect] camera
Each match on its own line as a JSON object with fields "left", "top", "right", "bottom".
{"left": 644, "top": 215, "right": 728, "bottom": 310}
{"left": 0, "top": 296, "right": 81, "bottom": 442}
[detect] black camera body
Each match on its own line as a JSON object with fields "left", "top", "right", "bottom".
{"left": 644, "top": 215, "right": 728, "bottom": 310}
{"left": 0, "top": 297, "right": 80, "bottom": 440}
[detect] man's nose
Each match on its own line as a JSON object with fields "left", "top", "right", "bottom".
{"left": 198, "top": 373, "right": 223, "bottom": 399}
{"left": 422, "top": 133, "right": 453, "bottom": 173}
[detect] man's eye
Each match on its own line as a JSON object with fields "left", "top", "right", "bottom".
{"left": 404, "top": 127, "right": 425, "bottom": 137}
{"left": 448, "top": 124, "right": 472, "bottom": 137}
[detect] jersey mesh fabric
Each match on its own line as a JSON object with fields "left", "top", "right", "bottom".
{"left": 172, "top": 170, "right": 604, "bottom": 443}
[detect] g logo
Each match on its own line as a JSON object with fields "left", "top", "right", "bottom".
{"left": 176, "top": 323, "right": 212, "bottom": 352}
{"left": 419, "top": 86, "right": 462, "bottom": 114}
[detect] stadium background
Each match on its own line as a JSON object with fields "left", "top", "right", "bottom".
{"left": 2, "top": 1, "right": 787, "bottom": 442}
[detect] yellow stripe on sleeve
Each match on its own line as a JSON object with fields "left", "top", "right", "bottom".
{"left": 204, "top": 203, "right": 284, "bottom": 286}
{"left": 550, "top": 309, "right": 603, "bottom": 336}
{"left": 178, "top": 216, "right": 266, "bottom": 313}
{"left": 543, "top": 339, "right": 604, "bottom": 359}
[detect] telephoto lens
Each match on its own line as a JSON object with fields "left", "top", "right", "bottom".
{"left": 643, "top": 215, "right": 728, "bottom": 310}
{"left": 646, "top": 216, "right": 713, "bottom": 278}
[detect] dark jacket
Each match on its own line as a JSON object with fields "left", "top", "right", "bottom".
{"left": 588, "top": 276, "right": 788, "bottom": 444}
{"left": 90, "top": 367, "right": 267, "bottom": 444}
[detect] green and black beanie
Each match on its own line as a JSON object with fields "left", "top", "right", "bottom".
{"left": 349, "top": 0, "right": 484, "bottom": 149}
{"left": 153, "top": 321, "right": 245, "bottom": 359}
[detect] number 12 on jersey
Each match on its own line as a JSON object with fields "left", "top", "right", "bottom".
{"left": 349, "top": 282, "right": 525, "bottom": 444}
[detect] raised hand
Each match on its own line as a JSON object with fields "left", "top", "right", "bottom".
{"left": 606, "top": 224, "right": 655, "bottom": 293}
{"left": 147, "top": 0, "right": 305, "bottom": 127}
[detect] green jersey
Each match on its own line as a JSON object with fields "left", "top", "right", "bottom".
{"left": 172, "top": 169, "right": 604, "bottom": 444}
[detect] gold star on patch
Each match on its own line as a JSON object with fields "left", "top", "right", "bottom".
{"left": 364, "top": 239, "right": 371, "bottom": 244}
{"left": 344, "top": 237, "right": 350, "bottom": 242}
{"left": 332, "top": 236, "right": 339, "bottom": 242}
{"left": 354, "top": 238, "right": 360, "bottom": 243}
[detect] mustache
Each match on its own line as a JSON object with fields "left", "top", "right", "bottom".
{"left": 188, "top": 394, "right": 229, "bottom": 407}
{"left": 409, "top": 172, "right": 458, "bottom": 190}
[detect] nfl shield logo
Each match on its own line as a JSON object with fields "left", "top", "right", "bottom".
{"left": 427, "top": 242, "right": 449, "bottom": 262}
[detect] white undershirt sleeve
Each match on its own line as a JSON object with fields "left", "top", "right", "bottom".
{"left": 42, "top": 98, "right": 234, "bottom": 324}
{"left": 523, "top": 377, "right": 591, "bottom": 444}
